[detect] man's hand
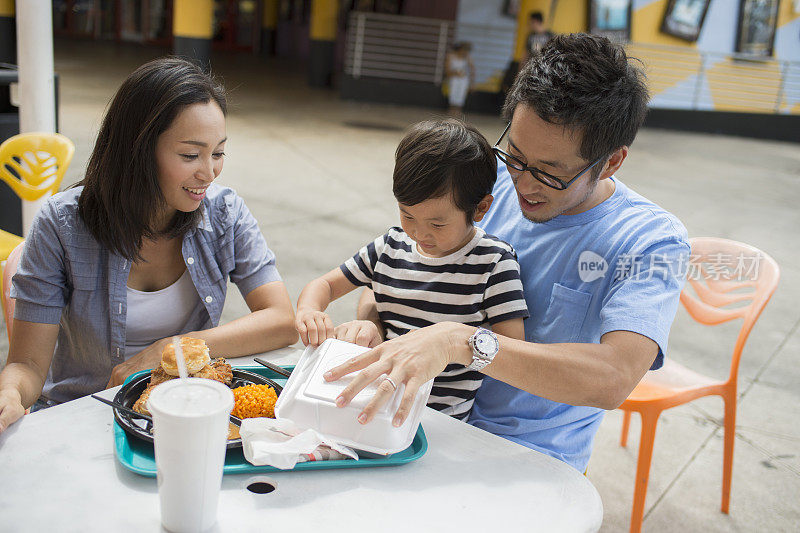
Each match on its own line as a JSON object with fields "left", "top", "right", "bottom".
{"left": 324, "top": 322, "right": 472, "bottom": 427}
{"left": 333, "top": 320, "right": 384, "bottom": 348}
{"left": 295, "top": 309, "right": 335, "bottom": 347}
{"left": 0, "top": 389, "right": 26, "bottom": 434}
{"left": 106, "top": 337, "right": 169, "bottom": 388}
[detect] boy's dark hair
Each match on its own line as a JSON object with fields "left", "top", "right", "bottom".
{"left": 393, "top": 119, "right": 497, "bottom": 222}
{"left": 503, "top": 33, "right": 649, "bottom": 164}
{"left": 78, "top": 56, "right": 227, "bottom": 261}
{"left": 529, "top": 12, "right": 544, "bottom": 23}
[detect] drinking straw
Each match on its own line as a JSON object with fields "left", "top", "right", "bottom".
{"left": 172, "top": 336, "right": 189, "bottom": 380}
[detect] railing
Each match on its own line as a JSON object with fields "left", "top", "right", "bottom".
{"left": 627, "top": 43, "right": 800, "bottom": 114}
{"left": 344, "top": 11, "right": 514, "bottom": 91}
{"left": 344, "top": 12, "right": 800, "bottom": 115}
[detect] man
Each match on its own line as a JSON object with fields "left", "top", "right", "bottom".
{"left": 521, "top": 11, "right": 553, "bottom": 67}
{"left": 328, "top": 33, "right": 689, "bottom": 472}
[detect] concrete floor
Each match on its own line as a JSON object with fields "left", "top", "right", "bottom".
{"left": 0, "top": 40, "right": 798, "bottom": 532}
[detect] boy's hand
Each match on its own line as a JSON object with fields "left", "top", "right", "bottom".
{"left": 295, "top": 309, "right": 335, "bottom": 347}
{"left": 334, "top": 320, "right": 384, "bottom": 348}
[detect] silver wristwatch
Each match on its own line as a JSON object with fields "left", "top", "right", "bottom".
{"left": 467, "top": 328, "right": 499, "bottom": 371}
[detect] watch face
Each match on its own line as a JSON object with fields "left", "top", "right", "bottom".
{"left": 475, "top": 331, "right": 498, "bottom": 357}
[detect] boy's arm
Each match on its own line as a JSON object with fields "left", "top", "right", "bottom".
{"left": 489, "top": 317, "right": 524, "bottom": 341}
{"left": 296, "top": 268, "right": 358, "bottom": 346}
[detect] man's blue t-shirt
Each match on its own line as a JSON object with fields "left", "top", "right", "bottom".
{"left": 469, "top": 164, "right": 689, "bottom": 472}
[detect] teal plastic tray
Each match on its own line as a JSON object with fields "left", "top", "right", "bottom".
{"left": 114, "top": 365, "right": 427, "bottom": 477}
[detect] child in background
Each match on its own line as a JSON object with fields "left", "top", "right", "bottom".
{"left": 445, "top": 42, "right": 475, "bottom": 117}
{"left": 295, "top": 119, "right": 528, "bottom": 420}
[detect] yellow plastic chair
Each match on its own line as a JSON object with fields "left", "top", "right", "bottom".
{"left": 0, "top": 132, "right": 75, "bottom": 263}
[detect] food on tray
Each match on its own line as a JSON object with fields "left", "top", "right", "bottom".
{"left": 132, "top": 337, "right": 232, "bottom": 416}
{"left": 161, "top": 337, "right": 210, "bottom": 375}
{"left": 231, "top": 384, "right": 278, "bottom": 419}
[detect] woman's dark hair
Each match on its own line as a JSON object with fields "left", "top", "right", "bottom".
{"left": 392, "top": 119, "right": 497, "bottom": 222}
{"left": 78, "top": 56, "right": 227, "bottom": 261}
{"left": 503, "top": 33, "right": 649, "bottom": 164}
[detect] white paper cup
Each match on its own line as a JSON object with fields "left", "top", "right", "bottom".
{"left": 148, "top": 378, "right": 234, "bottom": 533}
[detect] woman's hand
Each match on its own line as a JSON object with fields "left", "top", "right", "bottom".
{"left": 333, "top": 320, "right": 384, "bottom": 348}
{"left": 295, "top": 309, "right": 334, "bottom": 347}
{"left": 0, "top": 389, "right": 26, "bottom": 434}
{"left": 106, "top": 338, "right": 170, "bottom": 388}
{"left": 324, "top": 322, "right": 473, "bottom": 427}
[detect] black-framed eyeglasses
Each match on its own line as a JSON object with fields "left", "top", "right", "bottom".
{"left": 492, "top": 122, "right": 603, "bottom": 191}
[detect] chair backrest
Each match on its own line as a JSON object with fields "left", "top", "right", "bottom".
{"left": 0, "top": 133, "right": 75, "bottom": 201}
{"left": 680, "top": 237, "right": 780, "bottom": 385}
{"left": 2, "top": 242, "right": 24, "bottom": 340}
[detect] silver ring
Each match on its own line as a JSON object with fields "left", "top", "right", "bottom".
{"left": 383, "top": 376, "right": 397, "bottom": 390}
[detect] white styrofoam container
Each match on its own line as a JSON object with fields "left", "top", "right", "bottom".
{"left": 275, "top": 338, "right": 433, "bottom": 455}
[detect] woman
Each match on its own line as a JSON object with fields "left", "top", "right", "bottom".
{"left": 0, "top": 57, "right": 297, "bottom": 432}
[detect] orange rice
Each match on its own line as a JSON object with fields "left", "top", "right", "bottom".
{"left": 231, "top": 384, "right": 278, "bottom": 419}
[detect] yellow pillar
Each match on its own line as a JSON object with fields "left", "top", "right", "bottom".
{"left": 172, "top": 0, "right": 214, "bottom": 66}
{"left": 0, "top": 0, "right": 15, "bottom": 63}
{"left": 0, "top": 0, "right": 19, "bottom": 236}
{"left": 260, "top": 0, "right": 279, "bottom": 56}
{"left": 308, "top": 0, "right": 338, "bottom": 87}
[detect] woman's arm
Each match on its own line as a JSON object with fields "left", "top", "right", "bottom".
{"left": 192, "top": 279, "right": 298, "bottom": 355}
{"left": 106, "top": 280, "right": 299, "bottom": 387}
{"left": 0, "top": 320, "right": 59, "bottom": 432}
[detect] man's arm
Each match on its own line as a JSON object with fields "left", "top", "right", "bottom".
{"left": 480, "top": 328, "right": 655, "bottom": 409}
{"left": 326, "top": 322, "right": 656, "bottom": 425}
{"left": 356, "top": 288, "right": 382, "bottom": 334}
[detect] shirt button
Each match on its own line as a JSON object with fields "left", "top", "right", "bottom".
{"left": 187, "top": 257, "right": 195, "bottom": 265}
{"left": 205, "top": 296, "right": 213, "bottom": 303}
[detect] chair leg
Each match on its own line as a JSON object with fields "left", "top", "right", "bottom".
{"left": 721, "top": 393, "right": 736, "bottom": 514}
{"left": 630, "top": 411, "right": 660, "bottom": 533}
{"left": 621, "top": 410, "right": 632, "bottom": 447}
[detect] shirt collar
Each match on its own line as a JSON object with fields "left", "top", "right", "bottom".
{"left": 196, "top": 205, "right": 213, "bottom": 232}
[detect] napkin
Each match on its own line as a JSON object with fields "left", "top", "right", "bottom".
{"left": 240, "top": 418, "right": 359, "bottom": 469}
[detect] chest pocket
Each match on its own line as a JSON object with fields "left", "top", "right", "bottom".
{"left": 539, "top": 283, "right": 592, "bottom": 343}
{"left": 69, "top": 259, "right": 102, "bottom": 291}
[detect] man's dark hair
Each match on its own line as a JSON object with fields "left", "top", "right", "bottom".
{"left": 503, "top": 33, "right": 649, "bottom": 164}
{"left": 393, "top": 119, "right": 497, "bottom": 222}
{"left": 529, "top": 11, "right": 544, "bottom": 23}
{"left": 78, "top": 57, "right": 227, "bottom": 261}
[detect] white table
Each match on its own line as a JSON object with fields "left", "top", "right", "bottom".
{"left": 0, "top": 347, "right": 603, "bottom": 532}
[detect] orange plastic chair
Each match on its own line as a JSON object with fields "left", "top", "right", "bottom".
{"left": 618, "top": 237, "right": 779, "bottom": 533}
{"left": 0, "top": 132, "right": 75, "bottom": 263}
{"left": 1, "top": 242, "right": 24, "bottom": 341}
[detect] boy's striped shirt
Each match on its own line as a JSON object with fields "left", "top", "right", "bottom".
{"left": 340, "top": 226, "right": 528, "bottom": 419}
